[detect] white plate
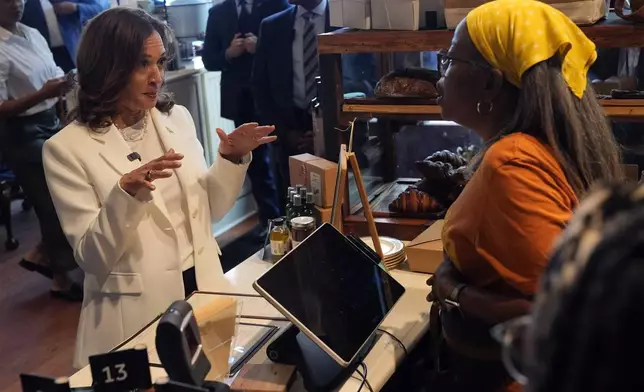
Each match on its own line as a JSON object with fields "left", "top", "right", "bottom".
{"left": 360, "top": 236, "right": 404, "bottom": 258}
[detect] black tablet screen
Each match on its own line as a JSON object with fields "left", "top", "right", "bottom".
{"left": 256, "top": 224, "right": 406, "bottom": 363}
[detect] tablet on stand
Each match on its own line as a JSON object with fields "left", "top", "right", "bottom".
{"left": 253, "top": 224, "right": 406, "bottom": 391}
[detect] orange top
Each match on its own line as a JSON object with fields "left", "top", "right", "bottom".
{"left": 442, "top": 133, "right": 578, "bottom": 296}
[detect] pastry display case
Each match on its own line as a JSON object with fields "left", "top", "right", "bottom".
{"left": 317, "top": 13, "right": 644, "bottom": 240}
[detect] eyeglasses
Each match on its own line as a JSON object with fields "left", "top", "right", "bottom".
{"left": 437, "top": 49, "right": 491, "bottom": 76}
{"left": 490, "top": 315, "right": 533, "bottom": 385}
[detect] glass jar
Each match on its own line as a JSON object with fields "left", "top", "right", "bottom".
{"left": 290, "top": 216, "right": 317, "bottom": 248}
{"left": 269, "top": 217, "right": 290, "bottom": 262}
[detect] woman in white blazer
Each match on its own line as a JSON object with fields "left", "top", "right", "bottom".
{"left": 42, "top": 7, "right": 276, "bottom": 368}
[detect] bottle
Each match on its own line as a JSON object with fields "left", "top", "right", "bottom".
{"left": 285, "top": 189, "right": 297, "bottom": 220}
{"left": 295, "top": 184, "right": 306, "bottom": 194}
{"left": 269, "top": 217, "right": 290, "bottom": 262}
{"left": 303, "top": 192, "right": 315, "bottom": 220}
{"left": 289, "top": 194, "right": 304, "bottom": 222}
{"left": 298, "top": 187, "right": 308, "bottom": 202}
{"left": 285, "top": 186, "right": 295, "bottom": 216}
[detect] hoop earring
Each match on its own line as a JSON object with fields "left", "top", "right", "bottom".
{"left": 477, "top": 101, "right": 493, "bottom": 115}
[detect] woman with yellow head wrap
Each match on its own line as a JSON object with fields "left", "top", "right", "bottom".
{"left": 428, "top": 1, "right": 623, "bottom": 391}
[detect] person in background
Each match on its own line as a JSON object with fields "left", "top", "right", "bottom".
{"left": 42, "top": 8, "right": 275, "bottom": 368}
{"left": 0, "top": 0, "right": 80, "bottom": 300}
{"left": 427, "top": 1, "right": 623, "bottom": 391}
{"left": 493, "top": 183, "right": 644, "bottom": 392}
{"left": 252, "top": 0, "right": 376, "bottom": 202}
{"left": 202, "top": 0, "right": 287, "bottom": 233}
{"left": 21, "top": 0, "right": 107, "bottom": 72}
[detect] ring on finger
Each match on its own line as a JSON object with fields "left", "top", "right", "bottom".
{"left": 145, "top": 170, "right": 153, "bottom": 182}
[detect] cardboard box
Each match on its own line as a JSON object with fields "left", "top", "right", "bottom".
{"left": 405, "top": 220, "right": 444, "bottom": 274}
{"left": 289, "top": 154, "right": 338, "bottom": 208}
{"left": 315, "top": 205, "right": 343, "bottom": 231}
{"left": 289, "top": 153, "right": 318, "bottom": 188}
{"left": 308, "top": 159, "right": 337, "bottom": 208}
{"left": 330, "top": 0, "right": 372, "bottom": 29}
{"left": 371, "top": 0, "right": 445, "bottom": 30}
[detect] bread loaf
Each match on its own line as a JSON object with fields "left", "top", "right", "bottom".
{"left": 375, "top": 68, "right": 440, "bottom": 98}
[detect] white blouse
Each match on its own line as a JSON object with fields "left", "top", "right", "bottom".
{"left": 0, "top": 23, "right": 64, "bottom": 116}
{"left": 122, "top": 117, "right": 196, "bottom": 271}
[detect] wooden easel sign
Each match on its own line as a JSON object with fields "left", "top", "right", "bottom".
{"left": 330, "top": 120, "right": 385, "bottom": 266}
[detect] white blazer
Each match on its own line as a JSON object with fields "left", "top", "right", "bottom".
{"left": 42, "top": 105, "right": 250, "bottom": 369}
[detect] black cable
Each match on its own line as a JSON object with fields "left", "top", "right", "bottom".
{"left": 377, "top": 328, "right": 408, "bottom": 356}
{"left": 356, "top": 361, "right": 373, "bottom": 392}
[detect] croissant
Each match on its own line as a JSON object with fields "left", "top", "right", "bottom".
{"left": 389, "top": 187, "right": 443, "bottom": 214}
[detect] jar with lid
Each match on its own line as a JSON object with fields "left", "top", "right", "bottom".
{"left": 269, "top": 217, "right": 290, "bottom": 262}
{"left": 290, "top": 216, "right": 317, "bottom": 248}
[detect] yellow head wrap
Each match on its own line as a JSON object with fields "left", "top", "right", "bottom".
{"left": 465, "top": 0, "right": 597, "bottom": 99}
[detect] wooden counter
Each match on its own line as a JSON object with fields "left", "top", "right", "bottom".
{"left": 68, "top": 251, "right": 432, "bottom": 392}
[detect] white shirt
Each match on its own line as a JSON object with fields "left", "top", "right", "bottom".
{"left": 123, "top": 119, "right": 196, "bottom": 271}
{"left": 292, "top": 0, "right": 326, "bottom": 109}
{"left": 0, "top": 24, "right": 64, "bottom": 116}
{"left": 39, "top": 0, "right": 65, "bottom": 48}
{"left": 236, "top": 0, "right": 252, "bottom": 15}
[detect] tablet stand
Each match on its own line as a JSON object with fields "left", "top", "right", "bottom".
{"left": 266, "top": 323, "right": 377, "bottom": 392}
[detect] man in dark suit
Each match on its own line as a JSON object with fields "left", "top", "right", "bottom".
{"left": 21, "top": 0, "right": 107, "bottom": 72}
{"left": 203, "top": 0, "right": 287, "bottom": 231}
{"left": 252, "top": 0, "right": 377, "bottom": 202}
{"left": 251, "top": 0, "right": 328, "bottom": 205}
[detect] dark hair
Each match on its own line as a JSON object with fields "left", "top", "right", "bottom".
{"left": 471, "top": 56, "right": 624, "bottom": 197}
{"left": 70, "top": 7, "right": 175, "bottom": 129}
{"left": 527, "top": 183, "right": 644, "bottom": 392}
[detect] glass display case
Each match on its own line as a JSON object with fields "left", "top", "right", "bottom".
{"left": 318, "top": 16, "right": 644, "bottom": 240}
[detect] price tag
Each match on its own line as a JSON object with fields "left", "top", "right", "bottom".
{"left": 89, "top": 345, "right": 152, "bottom": 392}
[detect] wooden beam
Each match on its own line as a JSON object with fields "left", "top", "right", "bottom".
{"left": 318, "top": 13, "right": 644, "bottom": 54}
{"left": 342, "top": 99, "right": 644, "bottom": 118}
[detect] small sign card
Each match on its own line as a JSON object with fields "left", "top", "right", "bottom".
{"left": 89, "top": 345, "right": 152, "bottom": 392}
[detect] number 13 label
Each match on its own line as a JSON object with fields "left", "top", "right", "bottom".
{"left": 101, "top": 363, "right": 128, "bottom": 383}
{"left": 89, "top": 346, "right": 151, "bottom": 392}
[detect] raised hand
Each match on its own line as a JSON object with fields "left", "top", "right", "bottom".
{"left": 216, "top": 123, "right": 276, "bottom": 161}
{"left": 119, "top": 149, "right": 184, "bottom": 196}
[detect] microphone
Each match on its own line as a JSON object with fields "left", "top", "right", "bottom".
{"left": 127, "top": 152, "right": 142, "bottom": 162}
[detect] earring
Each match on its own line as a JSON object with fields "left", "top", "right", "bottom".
{"left": 477, "top": 101, "right": 493, "bottom": 115}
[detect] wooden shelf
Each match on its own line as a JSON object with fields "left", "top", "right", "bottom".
{"left": 342, "top": 98, "right": 644, "bottom": 119}
{"left": 318, "top": 13, "right": 644, "bottom": 54}
{"left": 343, "top": 215, "right": 432, "bottom": 241}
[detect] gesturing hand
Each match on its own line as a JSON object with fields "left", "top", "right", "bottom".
{"left": 119, "top": 149, "right": 184, "bottom": 197}
{"left": 216, "top": 123, "right": 276, "bottom": 161}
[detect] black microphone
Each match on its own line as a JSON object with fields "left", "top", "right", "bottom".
{"left": 127, "top": 152, "right": 142, "bottom": 162}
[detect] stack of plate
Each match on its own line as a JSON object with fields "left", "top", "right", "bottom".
{"left": 360, "top": 236, "right": 406, "bottom": 270}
